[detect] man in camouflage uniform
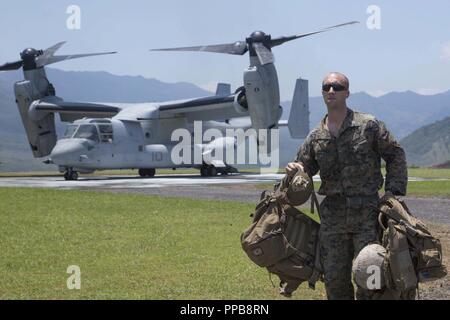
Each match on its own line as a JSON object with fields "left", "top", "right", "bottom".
{"left": 286, "top": 72, "right": 407, "bottom": 300}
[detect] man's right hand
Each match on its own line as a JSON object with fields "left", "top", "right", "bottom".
{"left": 285, "top": 162, "right": 305, "bottom": 177}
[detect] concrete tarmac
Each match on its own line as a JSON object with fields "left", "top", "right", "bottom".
{"left": 1, "top": 173, "right": 448, "bottom": 225}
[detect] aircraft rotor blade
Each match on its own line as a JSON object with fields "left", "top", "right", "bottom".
{"left": 36, "top": 51, "right": 117, "bottom": 67}
{"left": 39, "top": 41, "right": 67, "bottom": 62}
{"left": 0, "top": 60, "right": 24, "bottom": 71}
{"left": 252, "top": 43, "right": 274, "bottom": 65}
{"left": 151, "top": 41, "right": 248, "bottom": 55}
{"left": 270, "top": 21, "right": 359, "bottom": 47}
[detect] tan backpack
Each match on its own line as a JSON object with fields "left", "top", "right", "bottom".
{"left": 378, "top": 197, "right": 447, "bottom": 292}
{"left": 240, "top": 175, "right": 322, "bottom": 297}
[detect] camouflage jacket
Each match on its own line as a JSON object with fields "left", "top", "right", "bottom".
{"left": 295, "top": 108, "right": 407, "bottom": 197}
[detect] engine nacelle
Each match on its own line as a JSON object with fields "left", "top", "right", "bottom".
{"left": 14, "top": 80, "right": 57, "bottom": 158}
{"left": 243, "top": 61, "right": 281, "bottom": 131}
{"left": 233, "top": 86, "right": 248, "bottom": 114}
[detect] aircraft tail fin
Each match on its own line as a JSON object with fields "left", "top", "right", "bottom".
{"left": 286, "top": 78, "right": 310, "bottom": 139}
{"left": 215, "top": 83, "right": 231, "bottom": 96}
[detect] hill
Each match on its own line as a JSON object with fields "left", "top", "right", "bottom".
{"left": 400, "top": 117, "right": 450, "bottom": 167}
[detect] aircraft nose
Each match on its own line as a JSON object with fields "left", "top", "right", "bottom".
{"left": 50, "top": 140, "right": 87, "bottom": 164}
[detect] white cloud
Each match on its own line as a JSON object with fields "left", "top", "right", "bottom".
{"left": 440, "top": 42, "right": 450, "bottom": 61}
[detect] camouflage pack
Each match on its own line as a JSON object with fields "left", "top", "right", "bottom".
{"left": 378, "top": 197, "right": 447, "bottom": 291}
{"left": 240, "top": 175, "right": 322, "bottom": 297}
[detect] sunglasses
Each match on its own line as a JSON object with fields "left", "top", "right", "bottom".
{"left": 322, "top": 83, "right": 347, "bottom": 92}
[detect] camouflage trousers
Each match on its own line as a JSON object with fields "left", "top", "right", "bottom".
{"left": 318, "top": 194, "right": 380, "bottom": 300}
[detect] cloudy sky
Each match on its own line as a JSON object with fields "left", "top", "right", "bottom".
{"left": 1, "top": 0, "right": 449, "bottom": 99}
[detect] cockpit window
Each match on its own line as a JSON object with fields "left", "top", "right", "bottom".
{"left": 98, "top": 124, "right": 113, "bottom": 143}
{"left": 63, "top": 125, "right": 78, "bottom": 138}
{"left": 73, "top": 125, "right": 99, "bottom": 142}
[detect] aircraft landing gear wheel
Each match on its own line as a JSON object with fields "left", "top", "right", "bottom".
{"left": 200, "top": 166, "right": 208, "bottom": 177}
{"left": 64, "top": 170, "right": 78, "bottom": 181}
{"left": 200, "top": 164, "right": 218, "bottom": 177}
{"left": 207, "top": 166, "right": 217, "bottom": 176}
{"left": 70, "top": 171, "right": 79, "bottom": 180}
{"left": 139, "top": 168, "right": 156, "bottom": 178}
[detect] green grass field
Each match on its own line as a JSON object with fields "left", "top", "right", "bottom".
{"left": 390, "top": 168, "right": 450, "bottom": 180}
{"left": 0, "top": 188, "right": 324, "bottom": 300}
{"left": 407, "top": 181, "right": 450, "bottom": 198}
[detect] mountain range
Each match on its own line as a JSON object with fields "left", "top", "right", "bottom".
{"left": 0, "top": 68, "right": 449, "bottom": 171}
{"left": 400, "top": 116, "right": 450, "bottom": 167}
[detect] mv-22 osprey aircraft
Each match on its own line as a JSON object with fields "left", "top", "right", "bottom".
{"left": 0, "top": 22, "right": 358, "bottom": 180}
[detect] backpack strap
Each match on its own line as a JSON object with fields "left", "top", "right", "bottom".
{"left": 377, "top": 196, "right": 405, "bottom": 231}
{"left": 378, "top": 210, "right": 388, "bottom": 231}
{"left": 398, "top": 198, "right": 414, "bottom": 217}
{"left": 378, "top": 205, "right": 433, "bottom": 239}
{"left": 250, "top": 191, "right": 274, "bottom": 220}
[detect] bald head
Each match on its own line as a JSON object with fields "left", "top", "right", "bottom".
{"left": 321, "top": 72, "right": 350, "bottom": 110}
{"left": 322, "top": 72, "right": 349, "bottom": 90}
